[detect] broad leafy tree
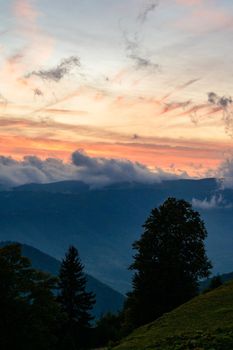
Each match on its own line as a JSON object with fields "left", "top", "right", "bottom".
{"left": 124, "top": 197, "right": 212, "bottom": 329}
{"left": 0, "top": 243, "right": 61, "bottom": 350}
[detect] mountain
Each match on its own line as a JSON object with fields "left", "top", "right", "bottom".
{"left": 0, "top": 178, "right": 232, "bottom": 293}
{"left": 114, "top": 281, "right": 233, "bottom": 350}
{"left": 13, "top": 180, "right": 90, "bottom": 194}
{"left": 0, "top": 242, "right": 124, "bottom": 320}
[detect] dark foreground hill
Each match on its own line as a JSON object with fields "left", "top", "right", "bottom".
{"left": 114, "top": 281, "right": 233, "bottom": 350}
{"left": 0, "top": 178, "right": 233, "bottom": 292}
{"left": 0, "top": 242, "right": 124, "bottom": 320}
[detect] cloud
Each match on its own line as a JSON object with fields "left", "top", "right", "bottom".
{"left": 12, "top": 0, "right": 55, "bottom": 66}
{"left": 33, "top": 88, "right": 44, "bottom": 97}
{"left": 128, "top": 53, "right": 159, "bottom": 71}
{"left": 137, "top": 0, "right": 158, "bottom": 24}
{"left": 0, "top": 150, "right": 181, "bottom": 188}
{"left": 192, "top": 194, "right": 230, "bottom": 210}
{"left": 216, "top": 158, "right": 233, "bottom": 189}
{"left": 13, "top": 0, "right": 39, "bottom": 23}
{"left": 71, "top": 150, "right": 166, "bottom": 186}
{"left": 161, "top": 79, "right": 200, "bottom": 101}
{"left": 0, "top": 93, "right": 8, "bottom": 107}
{"left": 208, "top": 92, "right": 232, "bottom": 108}
{"left": 27, "top": 56, "right": 81, "bottom": 82}
{"left": 122, "top": 29, "right": 159, "bottom": 72}
{"left": 174, "top": 0, "right": 233, "bottom": 33}
{"left": 161, "top": 100, "right": 191, "bottom": 114}
{"left": 207, "top": 92, "right": 233, "bottom": 136}
{"left": 120, "top": 1, "right": 159, "bottom": 73}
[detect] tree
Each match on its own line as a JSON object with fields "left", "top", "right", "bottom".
{"left": 94, "top": 312, "right": 123, "bottom": 348}
{"left": 209, "top": 275, "right": 223, "bottom": 289}
{"left": 203, "top": 275, "right": 223, "bottom": 294}
{"left": 124, "top": 197, "right": 212, "bottom": 330}
{"left": 57, "top": 246, "right": 95, "bottom": 348}
{"left": 0, "top": 243, "right": 62, "bottom": 350}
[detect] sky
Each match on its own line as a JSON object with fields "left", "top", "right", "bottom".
{"left": 1, "top": 0, "right": 233, "bottom": 182}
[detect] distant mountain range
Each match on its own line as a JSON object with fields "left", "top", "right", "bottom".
{"left": 0, "top": 241, "right": 124, "bottom": 319}
{"left": 0, "top": 178, "right": 232, "bottom": 293}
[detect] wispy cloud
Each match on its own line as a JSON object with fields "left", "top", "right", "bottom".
{"left": 12, "top": 0, "right": 54, "bottom": 65}
{"left": 137, "top": 0, "right": 159, "bottom": 24}
{"left": 216, "top": 157, "right": 233, "bottom": 189}
{"left": 161, "top": 100, "right": 191, "bottom": 114}
{"left": 121, "top": 28, "right": 159, "bottom": 72}
{"left": 192, "top": 194, "right": 231, "bottom": 209}
{"left": 161, "top": 78, "right": 200, "bottom": 101}
{"left": 173, "top": 0, "right": 233, "bottom": 33}
{"left": 13, "top": 0, "right": 39, "bottom": 24}
{"left": 120, "top": 0, "right": 159, "bottom": 73}
{"left": 27, "top": 56, "right": 81, "bottom": 82}
{"left": 0, "top": 93, "right": 8, "bottom": 108}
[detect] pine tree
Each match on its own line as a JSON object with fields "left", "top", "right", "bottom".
{"left": 124, "top": 197, "right": 212, "bottom": 330}
{"left": 58, "top": 246, "right": 95, "bottom": 348}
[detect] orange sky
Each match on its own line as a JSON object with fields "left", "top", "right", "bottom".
{"left": 0, "top": 0, "right": 233, "bottom": 177}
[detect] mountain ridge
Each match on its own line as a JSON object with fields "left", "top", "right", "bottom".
{"left": 0, "top": 178, "right": 232, "bottom": 293}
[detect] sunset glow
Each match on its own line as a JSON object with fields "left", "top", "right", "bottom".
{"left": 1, "top": 0, "right": 233, "bottom": 177}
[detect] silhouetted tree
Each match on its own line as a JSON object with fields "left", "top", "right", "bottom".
{"left": 94, "top": 312, "right": 123, "bottom": 348}
{"left": 124, "top": 197, "right": 212, "bottom": 330}
{"left": 58, "top": 246, "right": 95, "bottom": 349}
{"left": 0, "top": 243, "right": 61, "bottom": 350}
{"left": 203, "top": 275, "right": 223, "bottom": 294}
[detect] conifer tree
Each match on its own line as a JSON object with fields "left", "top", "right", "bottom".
{"left": 58, "top": 246, "right": 95, "bottom": 348}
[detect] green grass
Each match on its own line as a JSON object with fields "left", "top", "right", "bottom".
{"left": 114, "top": 281, "right": 233, "bottom": 350}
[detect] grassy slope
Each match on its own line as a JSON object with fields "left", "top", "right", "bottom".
{"left": 114, "top": 281, "right": 233, "bottom": 350}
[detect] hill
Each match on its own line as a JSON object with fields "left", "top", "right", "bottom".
{"left": 114, "top": 281, "right": 233, "bottom": 350}
{"left": 0, "top": 242, "right": 124, "bottom": 320}
{"left": 0, "top": 178, "right": 232, "bottom": 292}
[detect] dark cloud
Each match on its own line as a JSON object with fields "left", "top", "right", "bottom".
{"left": 71, "top": 150, "right": 178, "bottom": 186}
{"left": 208, "top": 92, "right": 233, "bottom": 136}
{"left": 132, "top": 133, "right": 140, "bottom": 139}
{"left": 0, "top": 150, "right": 181, "bottom": 188}
{"left": 208, "top": 92, "right": 232, "bottom": 107}
{"left": 27, "top": 56, "right": 81, "bottom": 82}
{"left": 33, "top": 88, "right": 44, "bottom": 97}
{"left": 137, "top": 0, "right": 158, "bottom": 24}
{"left": 129, "top": 52, "right": 159, "bottom": 71}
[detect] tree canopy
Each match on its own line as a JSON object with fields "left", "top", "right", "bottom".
{"left": 124, "top": 197, "right": 212, "bottom": 329}
{"left": 0, "top": 243, "right": 61, "bottom": 350}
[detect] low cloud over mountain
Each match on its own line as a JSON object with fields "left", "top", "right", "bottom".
{"left": 0, "top": 150, "right": 180, "bottom": 187}
{"left": 192, "top": 194, "right": 231, "bottom": 210}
